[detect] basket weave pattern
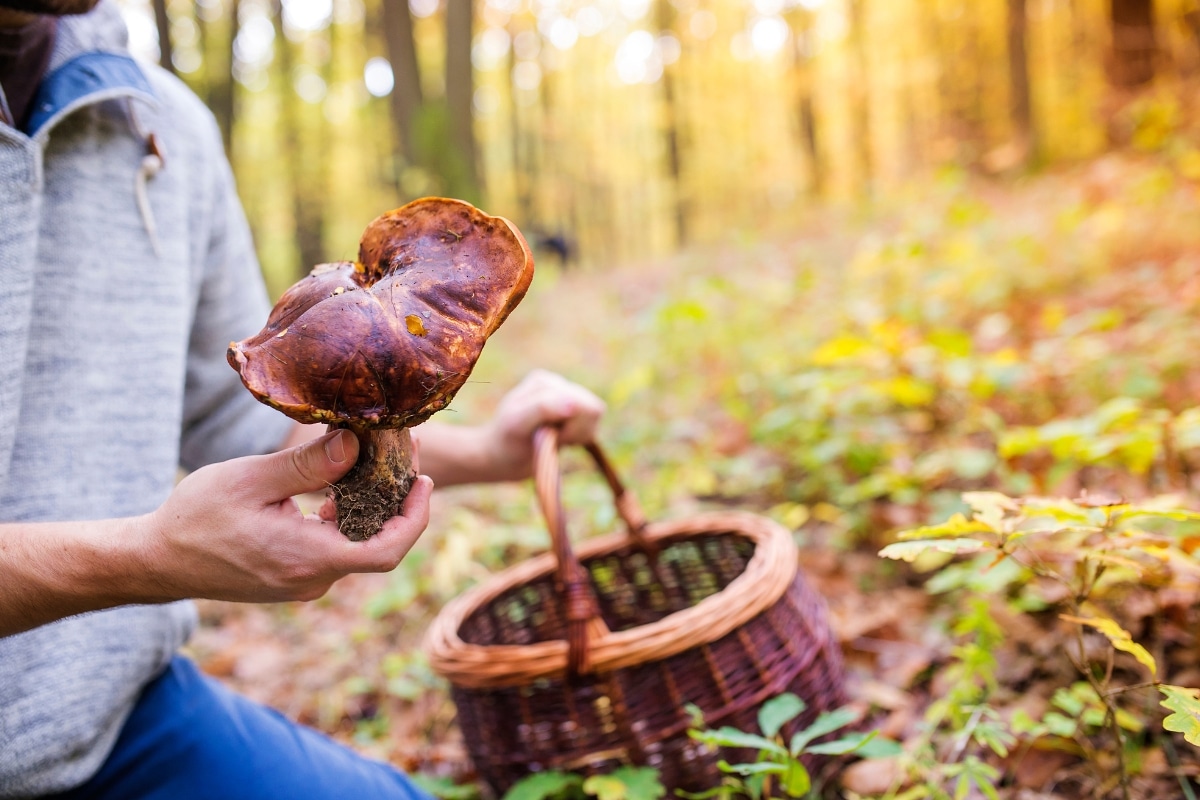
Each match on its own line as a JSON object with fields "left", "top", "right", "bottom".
{"left": 425, "top": 429, "right": 847, "bottom": 792}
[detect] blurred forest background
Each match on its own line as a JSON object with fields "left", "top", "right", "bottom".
{"left": 116, "top": 0, "right": 1200, "bottom": 295}
{"left": 124, "top": 0, "right": 1200, "bottom": 795}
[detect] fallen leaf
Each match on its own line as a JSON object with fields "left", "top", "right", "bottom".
{"left": 840, "top": 756, "right": 902, "bottom": 795}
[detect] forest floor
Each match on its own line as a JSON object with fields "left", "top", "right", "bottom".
{"left": 187, "top": 154, "right": 1200, "bottom": 799}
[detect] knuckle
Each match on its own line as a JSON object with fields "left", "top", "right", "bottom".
{"left": 287, "top": 446, "right": 315, "bottom": 484}
{"left": 294, "top": 583, "right": 331, "bottom": 602}
{"left": 374, "top": 553, "right": 403, "bottom": 573}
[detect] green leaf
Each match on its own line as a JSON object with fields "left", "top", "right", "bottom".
{"left": 805, "top": 730, "right": 880, "bottom": 755}
{"left": 896, "top": 513, "right": 995, "bottom": 540}
{"left": 781, "top": 761, "right": 812, "bottom": 798}
{"left": 1009, "top": 709, "right": 1047, "bottom": 738}
{"left": 1060, "top": 613, "right": 1157, "bottom": 677}
{"left": 503, "top": 772, "right": 584, "bottom": 800}
{"left": 1042, "top": 711, "right": 1077, "bottom": 738}
{"left": 605, "top": 768, "right": 665, "bottom": 800}
{"left": 973, "top": 721, "right": 1015, "bottom": 757}
{"left": 788, "top": 707, "right": 858, "bottom": 755}
{"left": 1018, "top": 498, "right": 1094, "bottom": 523}
{"left": 1117, "top": 508, "right": 1200, "bottom": 523}
{"left": 692, "top": 727, "right": 787, "bottom": 757}
{"left": 583, "top": 776, "right": 626, "bottom": 800}
{"left": 961, "top": 492, "right": 1018, "bottom": 529}
{"left": 409, "top": 775, "right": 482, "bottom": 800}
{"left": 1051, "top": 687, "right": 1085, "bottom": 717}
{"left": 745, "top": 774, "right": 765, "bottom": 800}
{"left": 1160, "top": 685, "right": 1200, "bottom": 746}
{"left": 854, "top": 737, "right": 904, "bottom": 758}
{"left": 674, "top": 787, "right": 729, "bottom": 800}
{"left": 759, "top": 693, "right": 805, "bottom": 739}
{"left": 946, "top": 757, "right": 1000, "bottom": 800}
{"left": 716, "top": 761, "right": 787, "bottom": 777}
{"left": 879, "top": 538, "right": 988, "bottom": 562}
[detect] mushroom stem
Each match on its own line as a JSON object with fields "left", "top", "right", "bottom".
{"left": 330, "top": 426, "right": 416, "bottom": 542}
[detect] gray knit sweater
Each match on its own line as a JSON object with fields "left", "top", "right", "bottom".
{"left": 0, "top": 4, "right": 294, "bottom": 795}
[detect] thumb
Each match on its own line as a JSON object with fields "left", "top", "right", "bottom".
{"left": 254, "top": 429, "right": 359, "bottom": 502}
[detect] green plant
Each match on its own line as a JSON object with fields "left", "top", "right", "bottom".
{"left": 884, "top": 597, "right": 1012, "bottom": 800}
{"left": 882, "top": 491, "right": 1200, "bottom": 799}
{"left": 501, "top": 767, "right": 665, "bottom": 800}
{"left": 682, "top": 694, "right": 901, "bottom": 799}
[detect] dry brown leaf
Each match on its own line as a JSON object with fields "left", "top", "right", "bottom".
{"left": 839, "top": 756, "right": 903, "bottom": 796}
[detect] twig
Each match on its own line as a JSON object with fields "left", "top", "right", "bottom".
{"left": 1164, "top": 736, "right": 1199, "bottom": 800}
{"left": 1101, "top": 681, "right": 1160, "bottom": 700}
{"left": 1076, "top": 618, "right": 1131, "bottom": 800}
{"left": 947, "top": 704, "right": 985, "bottom": 765}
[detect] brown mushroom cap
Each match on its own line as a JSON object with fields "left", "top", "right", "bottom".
{"left": 227, "top": 197, "right": 534, "bottom": 429}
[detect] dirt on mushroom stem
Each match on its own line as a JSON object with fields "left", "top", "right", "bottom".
{"left": 329, "top": 426, "right": 416, "bottom": 542}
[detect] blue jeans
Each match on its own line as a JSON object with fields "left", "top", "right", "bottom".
{"left": 46, "top": 656, "right": 434, "bottom": 800}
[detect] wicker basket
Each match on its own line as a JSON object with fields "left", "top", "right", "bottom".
{"left": 424, "top": 427, "right": 847, "bottom": 793}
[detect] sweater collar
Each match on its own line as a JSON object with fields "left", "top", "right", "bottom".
{"left": 50, "top": 0, "right": 130, "bottom": 72}
{"left": 23, "top": 0, "right": 155, "bottom": 139}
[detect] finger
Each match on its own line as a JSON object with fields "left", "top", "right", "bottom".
{"left": 246, "top": 429, "right": 360, "bottom": 503}
{"left": 331, "top": 475, "right": 434, "bottom": 573}
{"left": 557, "top": 393, "right": 607, "bottom": 444}
{"left": 317, "top": 495, "right": 337, "bottom": 522}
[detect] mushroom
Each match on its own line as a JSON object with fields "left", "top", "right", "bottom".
{"left": 228, "top": 197, "right": 534, "bottom": 541}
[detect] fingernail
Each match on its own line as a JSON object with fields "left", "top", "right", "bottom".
{"left": 325, "top": 430, "right": 347, "bottom": 463}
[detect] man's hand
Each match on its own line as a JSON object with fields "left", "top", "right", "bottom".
{"left": 139, "top": 429, "right": 432, "bottom": 603}
{"left": 0, "top": 430, "right": 433, "bottom": 637}
{"left": 477, "top": 368, "right": 606, "bottom": 480}
{"left": 415, "top": 369, "right": 606, "bottom": 486}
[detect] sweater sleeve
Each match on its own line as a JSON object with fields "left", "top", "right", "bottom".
{"left": 178, "top": 138, "right": 295, "bottom": 471}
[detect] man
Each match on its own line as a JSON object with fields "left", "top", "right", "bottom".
{"left": 0, "top": 1, "right": 604, "bottom": 796}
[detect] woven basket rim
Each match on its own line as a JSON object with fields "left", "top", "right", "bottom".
{"left": 423, "top": 510, "right": 798, "bottom": 688}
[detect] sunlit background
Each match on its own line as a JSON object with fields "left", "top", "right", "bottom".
{"left": 113, "top": 0, "right": 1199, "bottom": 295}
{"left": 100, "top": 2, "right": 1200, "bottom": 786}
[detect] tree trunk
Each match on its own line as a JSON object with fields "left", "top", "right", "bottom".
{"left": 656, "top": 0, "right": 687, "bottom": 246}
{"left": 209, "top": 0, "right": 241, "bottom": 157}
{"left": 273, "top": 1, "right": 326, "bottom": 279}
{"left": 847, "top": 0, "right": 872, "bottom": 194}
{"left": 1185, "top": 10, "right": 1200, "bottom": 56}
{"left": 507, "top": 38, "right": 531, "bottom": 225}
{"left": 789, "top": 9, "right": 822, "bottom": 196}
{"left": 1105, "top": 0, "right": 1157, "bottom": 144}
{"left": 1109, "top": 0, "right": 1157, "bottom": 90}
{"left": 1006, "top": 0, "right": 1035, "bottom": 164}
{"left": 381, "top": 0, "right": 424, "bottom": 186}
{"left": 151, "top": 0, "right": 175, "bottom": 74}
{"left": 445, "top": 0, "right": 479, "bottom": 198}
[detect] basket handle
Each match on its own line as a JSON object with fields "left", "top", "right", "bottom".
{"left": 533, "top": 426, "right": 654, "bottom": 676}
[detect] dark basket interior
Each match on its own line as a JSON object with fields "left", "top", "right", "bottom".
{"left": 458, "top": 532, "right": 755, "bottom": 646}
{"left": 450, "top": 529, "right": 847, "bottom": 794}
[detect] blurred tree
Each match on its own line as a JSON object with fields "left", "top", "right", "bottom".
{"left": 788, "top": 7, "right": 822, "bottom": 196}
{"left": 143, "top": 0, "right": 1200, "bottom": 280}
{"left": 506, "top": 33, "right": 532, "bottom": 226}
{"left": 445, "top": 0, "right": 479, "bottom": 197}
{"left": 847, "top": 0, "right": 872, "bottom": 193}
{"left": 1006, "top": 0, "right": 1035, "bottom": 165}
{"left": 1109, "top": 0, "right": 1158, "bottom": 91}
{"left": 273, "top": 0, "right": 328, "bottom": 276}
{"left": 1186, "top": 8, "right": 1200, "bottom": 54}
{"left": 382, "top": 0, "right": 423, "bottom": 188}
{"left": 151, "top": 0, "right": 174, "bottom": 74}
{"left": 1105, "top": 0, "right": 1158, "bottom": 145}
{"left": 656, "top": 0, "right": 687, "bottom": 245}
{"left": 208, "top": 0, "right": 240, "bottom": 157}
